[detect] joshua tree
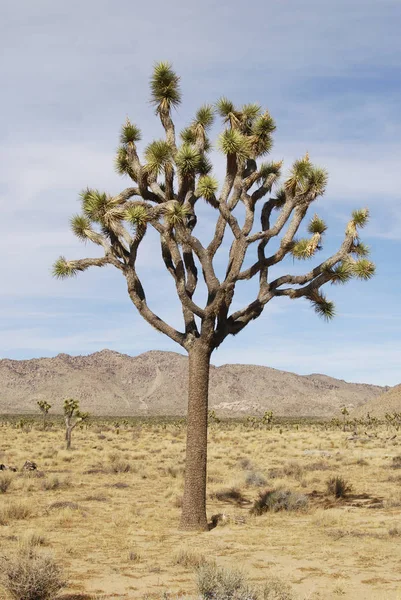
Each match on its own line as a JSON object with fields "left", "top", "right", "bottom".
{"left": 37, "top": 400, "right": 52, "bottom": 430}
{"left": 63, "top": 398, "right": 89, "bottom": 450}
{"left": 53, "top": 62, "right": 375, "bottom": 530}
{"left": 340, "top": 406, "right": 349, "bottom": 432}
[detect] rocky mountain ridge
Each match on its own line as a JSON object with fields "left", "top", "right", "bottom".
{"left": 0, "top": 349, "right": 387, "bottom": 417}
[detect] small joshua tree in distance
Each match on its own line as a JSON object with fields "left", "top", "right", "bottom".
{"left": 63, "top": 398, "right": 89, "bottom": 450}
{"left": 37, "top": 400, "right": 52, "bottom": 430}
{"left": 54, "top": 62, "right": 375, "bottom": 529}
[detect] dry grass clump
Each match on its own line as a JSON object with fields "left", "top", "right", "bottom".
{"left": 0, "top": 472, "right": 13, "bottom": 493}
{"left": 263, "top": 576, "right": 295, "bottom": 600}
{"left": 197, "top": 563, "right": 258, "bottom": 600}
{"left": 173, "top": 548, "right": 207, "bottom": 569}
{"left": 250, "top": 489, "right": 308, "bottom": 516}
{"left": 245, "top": 471, "right": 267, "bottom": 487}
{"left": 0, "top": 502, "right": 32, "bottom": 525}
{"left": 391, "top": 455, "right": 401, "bottom": 469}
{"left": 0, "top": 548, "right": 65, "bottom": 600}
{"left": 326, "top": 476, "right": 352, "bottom": 498}
{"left": 211, "top": 487, "right": 249, "bottom": 505}
{"left": 196, "top": 564, "right": 295, "bottom": 600}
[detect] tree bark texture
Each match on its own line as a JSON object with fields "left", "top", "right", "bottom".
{"left": 179, "top": 343, "right": 211, "bottom": 531}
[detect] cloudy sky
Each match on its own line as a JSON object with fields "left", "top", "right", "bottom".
{"left": 1, "top": 0, "right": 400, "bottom": 385}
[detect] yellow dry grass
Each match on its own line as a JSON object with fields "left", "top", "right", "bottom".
{"left": 0, "top": 419, "right": 401, "bottom": 600}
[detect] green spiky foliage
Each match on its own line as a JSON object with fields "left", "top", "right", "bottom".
{"left": 164, "top": 202, "right": 189, "bottom": 227}
{"left": 250, "top": 111, "right": 276, "bottom": 156}
{"left": 350, "top": 241, "right": 370, "bottom": 257}
{"left": 52, "top": 257, "right": 77, "bottom": 279}
{"left": 144, "top": 140, "right": 173, "bottom": 177}
{"left": 124, "top": 205, "right": 149, "bottom": 228}
{"left": 114, "top": 146, "right": 135, "bottom": 178}
{"left": 37, "top": 400, "right": 51, "bottom": 414}
{"left": 307, "top": 214, "right": 327, "bottom": 235}
{"left": 291, "top": 236, "right": 321, "bottom": 260}
{"left": 218, "top": 129, "right": 250, "bottom": 158}
{"left": 324, "top": 261, "right": 354, "bottom": 285}
{"left": 351, "top": 258, "right": 376, "bottom": 280}
{"left": 257, "top": 161, "right": 282, "bottom": 183}
{"left": 216, "top": 97, "right": 236, "bottom": 119}
{"left": 273, "top": 188, "right": 287, "bottom": 209}
{"left": 193, "top": 105, "right": 214, "bottom": 129}
{"left": 81, "top": 189, "right": 112, "bottom": 223}
{"left": 120, "top": 118, "right": 141, "bottom": 144}
{"left": 150, "top": 61, "right": 181, "bottom": 113}
{"left": 285, "top": 154, "right": 328, "bottom": 199}
{"left": 352, "top": 208, "right": 370, "bottom": 228}
{"left": 308, "top": 291, "right": 336, "bottom": 321}
{"left": 70, "top": 214, "right": 92, "bottom": 241}
{"left": 175, "top": 144, "right": 202, "bottom": 175}
{"left": 195, "top": 176, "right": 219, "bottom": 204}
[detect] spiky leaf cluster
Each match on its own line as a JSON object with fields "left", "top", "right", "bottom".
{"left": 150, "top": 61, "right": 181, "bottom": 113}
{"left": 196, "top": 176, "right": 219, "bottom": 203}
{"left": 308, "top": 291, "right": 336, "bottom": 321}
{"left": 218, "top": 129, "right": 250, "bottom": 158}
{"left": 120, "top": 119, "right": 141, "bottom": 145}
{"left": 250, "top": 112, "right": 276, "bottom": 156}
{"left": 216, "top": 97, "right": 236, "bottom": 119}
{"left": 37, "top": 400, "right": 51, "bottom": 413}
{"left": 352, "top": 258, "right": 376, "bottom": 280}
{"left": 53, "top": 257, "right": 77, "bottom": 279}
{"left": 175, "top": 144, "right": 202, "bottom": 175}
{"left": 115, "top": 146, "right": 135, "bottom": 178}
{"left": 125, "top": 205, "right": 149, "bottom": 228}
{"left": 308, "top": 214, "right": 327, "bottom": 235}
{"left": 164, "top": 202, "right": 190, "bottom": 227}
{"left": 285, "top": 155, "right": 328, "bottom": 199}
{"left": 352, "top": 208, "right": 370, "bottom": 228}
{"left": 324, "top": 261, "right": 354, "bottom": 285}
{"left": 291, "top": 235, "right": 322, "bottom": 260}
{"left": 273, "top": 188, "right": 287, "bottom": 209}
{"left": 144, "top": 140, "right": 173, "bottom": 177}
{"left": 193, "top": 105, "right": 214, "bottom": 129}
{"left": 350, "top": 241, "right": 370, "bottom": 257}
{"left": 81, "top": 189, "right": 112, "bottom": 223}
{"left": 70, "top": 214, "right": 92, "bottom": 241}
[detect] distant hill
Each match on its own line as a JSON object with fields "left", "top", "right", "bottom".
{"left": 0, "top": 350, "right": 385, "bottom": 417}
{"left": 352, "top": 384, "right": 401, "bottom": 418}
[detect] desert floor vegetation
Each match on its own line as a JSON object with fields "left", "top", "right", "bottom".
{"left": 0, "top": 417, "right": 401, "bottom": 599}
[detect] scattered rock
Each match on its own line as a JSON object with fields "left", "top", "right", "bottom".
{"left": 22, "top": 460, "right": 37, "bottom": 471}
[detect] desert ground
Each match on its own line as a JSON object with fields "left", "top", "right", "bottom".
{"left": 1, "top": 417, "right": 401, "bottom": 600}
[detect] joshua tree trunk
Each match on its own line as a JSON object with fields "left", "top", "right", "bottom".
{"left": 65, "top": 425, "right": 72, "bottom": 450}
{"left": 180, "top": 342, "right": 211, "bottom": 531}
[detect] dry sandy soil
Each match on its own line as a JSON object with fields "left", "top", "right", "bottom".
{"left": 1, "top": 419, "right": 401, "bottom": 600}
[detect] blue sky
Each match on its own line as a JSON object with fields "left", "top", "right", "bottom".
{"left": 1, "top": 0, "right": 400, "bottom": 385}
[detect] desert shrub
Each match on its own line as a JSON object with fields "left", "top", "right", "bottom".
{"left": 283, "top": 461, "right": 304, "bottom": 480}
{"left": 326, "top": 476, "right": 352, "bottom": 498}
{"left": 0, "top": 473, "right": 13, "bottom": 494}
{"left": 212, "top": 488, "right": 249, "bottom": 505}
{"left": 0, "top": 549, "right": 65, "bottom": 600}
{"left": 245, "top": 471, "right": 267, "bottom": 487}
{"left": 48, "top": 501, "right": 80, "bottom": 511}
{"left": 174, "top": 548, "right": 207, "bottom": 569}
{"left": 250, "top": 489, "right": 308, "bottom": 516}
{"left": 20, "top": 532, "right": 47, "bottom": 548}
{"left": 197, "top": 563, "right": 258, "bottom": 600}
{"left": 263, "top": 576, "right": 295, "bottom": 600}
{"left": 391, "top": 455, "right": 401, "bottom": 469}
{"left": 107, "top": 454, "right": 132, "bottom": 473}
{"left": 0, "top": 502, "right": 32, "bottom": 525}
{"left": 41, "top": 476, "right": 70, "bottom": 491}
